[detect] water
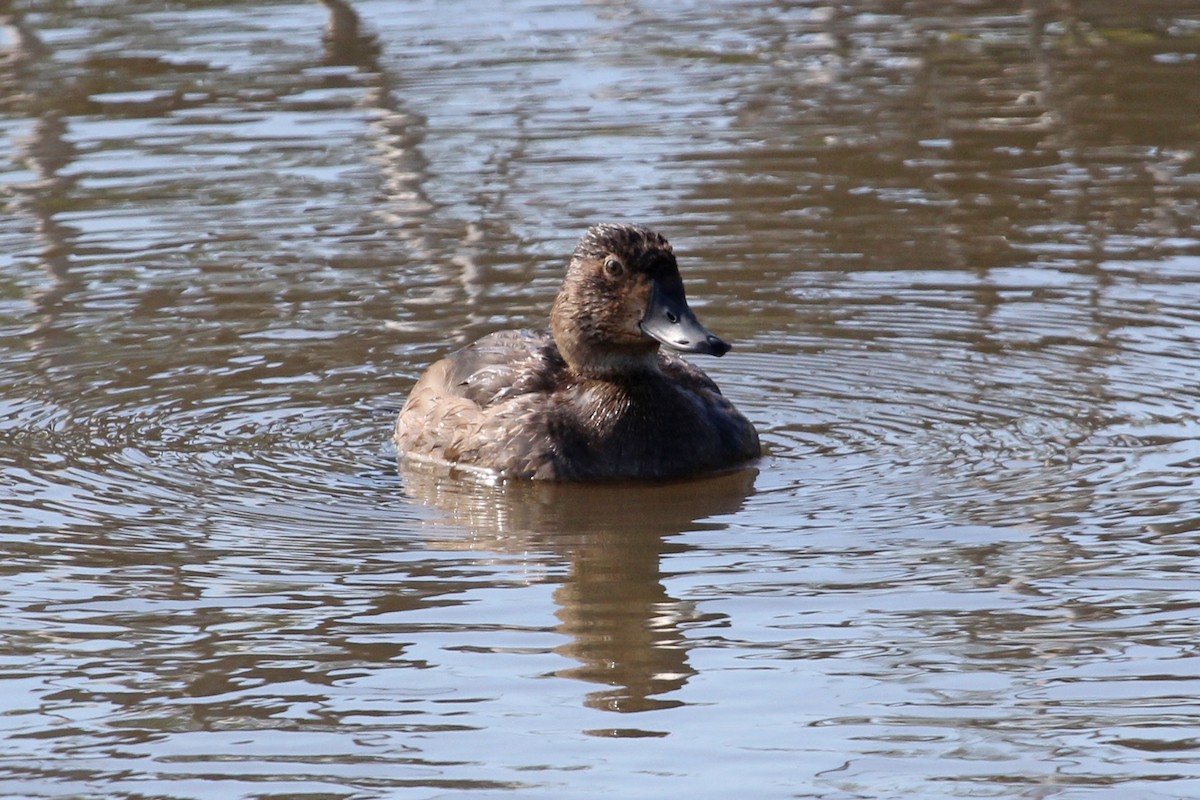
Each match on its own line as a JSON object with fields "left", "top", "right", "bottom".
{"left": 3, "top": 1, "right": 1200, "bottom": 797}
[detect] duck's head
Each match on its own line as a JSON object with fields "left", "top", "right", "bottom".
{"left": 550, "top": 223, "right": 730, "bottom": 378}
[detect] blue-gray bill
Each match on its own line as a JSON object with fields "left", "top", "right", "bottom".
{"left": 639, "top": 276, "right": 731, "bottom": 356}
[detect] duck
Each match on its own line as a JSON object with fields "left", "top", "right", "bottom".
{"left": 394, "top": 223, "right": 760, "bottom": 481}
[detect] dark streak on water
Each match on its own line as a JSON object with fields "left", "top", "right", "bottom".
{"left": 2, "top": 1, "right": 1200, "bottom": 798}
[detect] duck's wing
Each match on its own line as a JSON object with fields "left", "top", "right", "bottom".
{"left": 394, "top": 329, "right": 564, "bottom": 476}
{"left": 444, "top": 329, "right": 562, "bottom": 407}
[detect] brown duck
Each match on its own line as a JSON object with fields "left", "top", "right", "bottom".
{"left": 395, "top": 223, "right": 760, "bottom": 480}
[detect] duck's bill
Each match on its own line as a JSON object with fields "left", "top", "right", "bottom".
{"left": 639, "top": 277, "right": 731, "bottom": 356}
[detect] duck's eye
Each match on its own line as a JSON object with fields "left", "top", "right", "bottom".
{"left": 604, "top": 258, "right": 623, "bottom": 277}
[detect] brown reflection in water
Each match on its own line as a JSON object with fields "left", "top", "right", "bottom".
{"left": 402, "top": 465, "right": 757, "bottom": 714}
{"left": 683, "top": 0, "right": 1200, "bottom": 277}
{"left": 318, "top": 0, "right": 438, "bottom": 254}
{"left": 2, "top": 0, "right": 444, "bottom": 342}
{"left": 2, "top": 10, "right": 81, "bottom": 323}
{"left": 319, "top": 0, "right": 516, "bottom": 343}
{"left": 319, "top": 0, "right": 382, "bottom": 68}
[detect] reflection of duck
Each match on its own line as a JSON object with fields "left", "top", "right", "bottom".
{"left": 402, "top": 465, "right": 757, "bottom": 715}
{"left": 402, "top": 463, "right": 757, "bottom": 539}
{"left": 395, "top": 223, "right": 760, "bottom": 480}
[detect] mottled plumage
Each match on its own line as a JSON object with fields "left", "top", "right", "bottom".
{"left": 395, "top": 223, "right": 760, "bottom": 481}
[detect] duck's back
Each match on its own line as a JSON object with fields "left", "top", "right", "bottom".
{"left": 395, "top": 330, "right": 759, "bottom": 480}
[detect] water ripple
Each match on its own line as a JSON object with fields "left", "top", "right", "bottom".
{"left": 4, "top": 1, "right": 1200, "bottom": 798}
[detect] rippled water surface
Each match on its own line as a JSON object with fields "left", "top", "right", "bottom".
{"left": 4, "top": 1, "right": 1200, "bottom": 798}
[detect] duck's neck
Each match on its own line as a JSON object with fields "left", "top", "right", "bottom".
{"left": 565, "top": 347, "right": 660, "bottom": 382}
{"left": 550, "top": 304, "right": 661, "bottom": 381}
